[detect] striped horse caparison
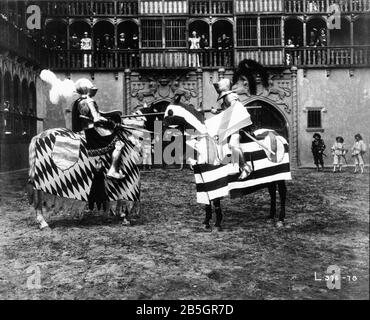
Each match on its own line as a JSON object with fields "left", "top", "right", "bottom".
{"left": 27, "top": 107, "right": 156, "bottom": 230}
{"left": 163, "top": 102, "right": 292, "bottom": 230}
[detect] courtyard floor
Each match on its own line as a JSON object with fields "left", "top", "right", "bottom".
{"left": 0, "top": 167, "right": 368, "bottom": 299}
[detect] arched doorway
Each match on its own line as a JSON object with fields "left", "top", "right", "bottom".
{"left": 245, "top": 100, "right": 289, "bottom": 140}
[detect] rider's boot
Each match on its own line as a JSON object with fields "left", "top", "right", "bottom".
{"left": 107, "top": 141, "right": 126, "bottom": 180}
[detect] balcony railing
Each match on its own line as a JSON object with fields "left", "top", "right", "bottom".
{"left": 40, "top": 0, "right": 370, "bottom": 16}
{"left": 285, "top": 46, "right": 370, "bottom": 66}
{"left": 236, "top": 47, "right": 285, "bottom": 65}
{"left": 46, "top": 46, "right": 370, "bottom": 70}
{"left": 285, "top": 0, "right": 370, "bottom": 13}
{"left": 47, "top": 49, "right": 235, "bottom": 70}
{"left": 189, "top": 0, "right": 233, "bottom": 14}
{"left": 235, "top": 0, "right": 283, "bottom": 13}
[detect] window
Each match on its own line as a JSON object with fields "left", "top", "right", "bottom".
{"left": 142, "top": 19, "right": 162, "bottom": 48}
{"left": 165, "top": 19, "right": 186, "bottom": 47}
{"left": 261, "top": 17, "right": 281, "bottom": 46}
{"left": 307, "top": 109, "right": 322, "bottom": 128}
{"left": 236, "top": 18, "right": 257, "bottom": 47}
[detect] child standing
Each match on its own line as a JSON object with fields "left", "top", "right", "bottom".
{"left": 311, "top": 133, "right": 326, "bottom": 171}
{"left": 352, "top": 134, "right": 366, "bottom": 174}
{"left": 331, "top": 136, "right": 347, "bottom": 172}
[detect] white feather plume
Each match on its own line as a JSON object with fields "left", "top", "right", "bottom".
{"left": 40, "top": 69, "right": 76, "bottom": 104}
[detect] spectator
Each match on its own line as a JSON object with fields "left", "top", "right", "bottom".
{"left": 311, "top": 133, "right": 326, "bottom": 171}
{"left": 286, "top": 38, "right": 295, "bottom": 48}
{"left": 352, "top": 134, "right": 366, "bottom": 174}
{"left": 101, "top": 34, "right": 113, "bottom": 50}
{"left": 70, "top": 33, "right": 80, "bottom": 49}
{"left": 331, "top": 136, "right": 347, "bottom": 173}
{"left": 131, "top": 34, "right": 139, "bottom": 49}
{"left": 318, "top": 28, "right": 327, "bottom": 46}
{"left": 81, "top": 32, "right": 92, "bottom": 67}
{"left": 188, "top": 30, "right": 200, "bottom": 67}
{"left": 308, "top": 29, "right": 319, "bottom": 46}
{"left": 199, "top": 34, "right": 209, "bottom": 49}
{"left": 221, "top": 33, "right": 232, "bottom": 49}
{"left": 217, "top": 37, "right": 222, "bottom": 50}
{"left": 118, "top": 32, "right": 128, "bottom": 49}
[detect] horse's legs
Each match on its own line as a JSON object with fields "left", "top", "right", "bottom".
{"left": 214, "top": 199, "right": 223, "bottom": 231}
{"left": 203, "top": 204, "right": 212, "bottom": 229}
{"left": 34, "top": 190, "right": 49, "bottom": 230}
{"left": 268, "top": 182, "right": 277, "bottom": 220}
{"left": 277, "top": 181, "right": 287, "bottom": 223}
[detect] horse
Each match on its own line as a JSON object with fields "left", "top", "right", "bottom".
{"left": 163, "top": 102, "right": 291, "bottom": 230}
{"left": 27, "top": 106, "right": 157, "bottom": 230}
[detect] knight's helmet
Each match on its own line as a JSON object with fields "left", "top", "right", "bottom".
{"left": 75, "top": 78, "right": 98, "bottom": 97}
{"left": 213, "top": 78, "right": 233, "bottom": 101}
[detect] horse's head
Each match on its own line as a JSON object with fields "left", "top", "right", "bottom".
{"left": 163, "top": 103, "right": 207, "bottom": 134}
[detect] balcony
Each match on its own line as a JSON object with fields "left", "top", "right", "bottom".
{"left": 236, "top": 47, "right": 285, "bottom": 65}
{"left": 285, "top": 46, "right": 370, "bottom": 66}
{"left": 284, "top": 0, "right": 370, "bottom": 13}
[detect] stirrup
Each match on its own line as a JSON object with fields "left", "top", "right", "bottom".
{"left": 238, "top": 164, "right": 252, "bottom": 180}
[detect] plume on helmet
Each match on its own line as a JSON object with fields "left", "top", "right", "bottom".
{"left": 232, "top": 59, "right": 269, "bottom": 95}
{"left": 40, "top": 69, "right": 76, "bottom": 104}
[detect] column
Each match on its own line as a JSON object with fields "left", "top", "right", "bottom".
{"left": 290, "top": 66, "right": 299, "bottom": 167}
{"left": 124, "top": 69, "right": 131, "bottom": 114}
{"left": 196, "top": 68, "right": 203, "bottom": 110}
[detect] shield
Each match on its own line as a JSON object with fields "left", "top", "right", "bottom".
{"left": 51, "top": 134, "right": 81, "bottom": 171}
{"left": 262, "top": 131, "right": 286, "bottom": 163}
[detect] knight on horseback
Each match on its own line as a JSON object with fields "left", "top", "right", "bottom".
{"left": 213, "top": 78, "right": 253, "bottom": 180}
{"left": 71, "top": 78, "right": 125, "bottom": 180}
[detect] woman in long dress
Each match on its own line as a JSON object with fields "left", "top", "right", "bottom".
{"left": 188, "top": 31, "right": 200, "bottom": 67}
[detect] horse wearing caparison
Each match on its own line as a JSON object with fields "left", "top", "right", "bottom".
{"left": 163, "top": 59, "right": 291, "bottom": 230}
{"left": 27, "top": 71, "right": 156, "bottom": 230}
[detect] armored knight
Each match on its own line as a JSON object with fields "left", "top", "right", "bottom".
{"left": 213, "top": 78, "right": 253, "bottom": 180}
{"left": 71, "top": 78, "right": 125, "bottom": 180}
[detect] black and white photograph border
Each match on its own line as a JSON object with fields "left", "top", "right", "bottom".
{"left": 0, "top": 0, "right": 369, "bottom": 303}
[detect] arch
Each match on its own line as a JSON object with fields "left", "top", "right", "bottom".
{"left": 189, "top": 20, "right": 210, "bottom": 47}
{"left": 306, "top": 17, "right": 327, "bottom": 46}
{"left": 284, "top": 18, "right": 303, "bottom": 47}
{"left": 93, "top": 20, "right": 115, "bottom": 50}
{"left": 117, "top": 20, "right": 139, "bottom": 49}
{"left": 329, "top": 18, "right": 350, "bottom": 46}
{"left": 354, "top": 15, "right": 370, "bottom": 45}
{"left": 212, "top": 19, "right": 233, "bottom": 49}
{"left": 243, "top": 97, "right": 290, "bottom": 140}
{"left": 70, "top": 20, "right": 91, "bottom": 39}
{"left": 3, "top": 71, "right": 12, "bottom": 108}
{"left": 45, "top": 20, "right": 67, "bottom": 49}
{"left": 13, "top": 75, "right": 20, "bottom": 112}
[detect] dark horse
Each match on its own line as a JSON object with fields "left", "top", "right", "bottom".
{"left": 163, "top": 103, "right": 289, "bottom": 231}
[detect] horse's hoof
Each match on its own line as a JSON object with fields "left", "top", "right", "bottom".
{"left": 276, "top": 221, "right": 284, "bottom": 228}
{"left": 215, "top": 225, "right": 223, "bottom": 232}
{"left": 39, "top": 222, "right": 50, "bottom": 230}
{"left": 204, "top": 224, "right": 211, "bottom": 230}
{"left": 121, "top": 218, "right": 131, "bottom": 226}
{"left": 267, "top": 217, "right": 275, "bottom": 224}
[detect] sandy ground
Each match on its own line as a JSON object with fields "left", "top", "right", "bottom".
{"left": 0, "top": 167, "right": 368, "bottom": 300}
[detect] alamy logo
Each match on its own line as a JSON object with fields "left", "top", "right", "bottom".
{"left": 26, "top": 5, "right": 41, "bottom": 30}
{"left": 26, "top": 264, "right": 41, "bottom": 289}
{"left": 327, "top": 4, "right": 341, "bottom": 30}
